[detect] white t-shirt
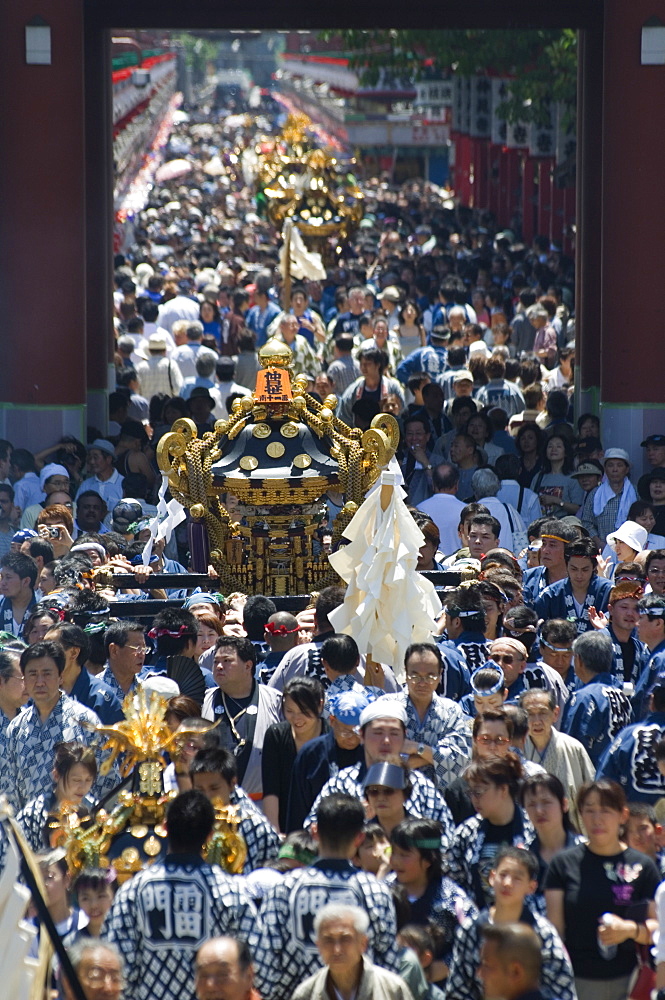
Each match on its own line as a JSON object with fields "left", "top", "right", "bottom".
{"left": 476, "top": 495, "right": 526, "bottom": 554}
{"left": 417, "top": 492, "right": 466, "bottom": 555}
{"left": 157, "top": 295, "right": 200, "bottom": 332}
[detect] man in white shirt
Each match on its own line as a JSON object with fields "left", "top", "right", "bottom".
{"left": 471, "top": 467, "right": 525, "bottom": 554}
{"left": 172, "top": 322, "right": 218, "bottom": 380}
{"left": 75, "top": 440, "right": 125, "bottom": 507}
{"left": 495, "top": 454, "right": 542, "bottom": 530}
{"left": 180, "top": 353, "right": 224, "bottom": 417}
{"left": 417, "top": 463, "right": 466, "bottom": 556}
{"left": 135, "top": 301, "right": 176, "bottom": 358}
{"left": 542, "top": 343, "right": 574, "bottom": 395}
{"left": 157, "top": 290, "right": 200, "bottom": 332}
{"left": 135, "top": 334, "right": 184, "bottom": 398}
{"left": 11, "top": 451, "right": 43, "bottom": 512}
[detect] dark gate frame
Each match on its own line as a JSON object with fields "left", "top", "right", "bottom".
{"left": 82, "top": 0, "right": 605, "bottom": 401}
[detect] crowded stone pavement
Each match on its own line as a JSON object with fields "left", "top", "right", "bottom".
{"left": 2, "top": 93, "right": 665, "bottom": 1000}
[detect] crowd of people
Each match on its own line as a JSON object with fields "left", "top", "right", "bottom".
{"left": 2, "top": 96, "right": 665, "bottom": 1000}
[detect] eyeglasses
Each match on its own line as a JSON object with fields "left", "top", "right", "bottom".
{"left": 366, "top": 786, "right": 399, "bottom": 797}
{"left": 468, "top": 785, "right": 491, "bottom": 799}
{"left": 406, "top": 672, "right": 440, "bottom": 683}
{"left": 475, "top": 734, "right": 510, "bottom": 747}
{"left": 81, "top": 968, "right": 124, "bottom": 986}
{"left": 492, "top": 654, "right": 518, "bottom": 665}
{"left": 125, "top": 644, "right": 149, "bottom": 654}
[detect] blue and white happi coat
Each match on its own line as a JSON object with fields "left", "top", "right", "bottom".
{"left": 255, "top": 857, "right": 399, "bottom": 1000}
{"left": 104, "top": 853, "right": 259, "bottom": 1000}
{"left": 0, "top": 693, "right": 118, "bottom": 810}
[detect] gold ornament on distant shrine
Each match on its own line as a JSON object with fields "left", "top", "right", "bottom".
{"left": 255, "top": 112, "right": 364, "bottom": 263}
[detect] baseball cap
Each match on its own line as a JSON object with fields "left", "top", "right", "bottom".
{"left": 603, "top": 448, "right": 630, "bottom": 465}
{"left": 642, "top": 435, "right": 665, "bottom": 447}
{"left": 380, "top": 286, "right": 401, "bottom": 303}
{"left": 87, "top": 439, "right": 115, "bottom": 457}
{"left": 649, "top": 468, "right": 665, "bottom": 482}
{"left": 453, "top": 370, "right": 474, "bottom": 383}
{"left": 559, "top": 516, "right": 586, "bottom": 531}
{"left": 571, "top": 461, "right": 604, "bottom": 478}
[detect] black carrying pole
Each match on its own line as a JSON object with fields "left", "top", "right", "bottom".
{"left": 0, "top": 816, "right": 88, "bottom": 1000}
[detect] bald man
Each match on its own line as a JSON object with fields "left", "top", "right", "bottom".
{"left": 259, "top": 612, "right": 300, "bottom": 684}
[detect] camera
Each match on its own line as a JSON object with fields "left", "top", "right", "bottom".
{"left": 47, "top": 527, "right": 61, "bottom": 538}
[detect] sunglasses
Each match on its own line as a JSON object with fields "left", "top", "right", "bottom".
{"left": 476, "top": 734, "right": 510, "bottom": 747}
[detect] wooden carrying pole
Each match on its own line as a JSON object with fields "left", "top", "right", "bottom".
{"left": 282, "top": 220, "right": 292, "bottom": 310}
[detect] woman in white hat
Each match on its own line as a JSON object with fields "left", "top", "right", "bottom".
{"left": 602, "top": 520, "right": 649, "bottom": 581}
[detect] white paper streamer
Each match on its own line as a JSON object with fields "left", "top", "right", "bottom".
{"left": 141, "top": 472, "right": 186, "bottom": 565}
{"left": 328, "top": 472, "right": 442, "bottom": 682}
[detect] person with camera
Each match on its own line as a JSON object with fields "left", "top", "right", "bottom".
{"left": 36, "top": 502, "right": 75, "bottom": 558}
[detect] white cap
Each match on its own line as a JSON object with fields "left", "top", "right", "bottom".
{"left": 603, "top": 448, "right": 630, "bottom": 465}
{"left": 606, "top": 521, "right": 648, "bottom": 553}
{"left": 468, "top": 341, "right": 490, "bottom": 357}
{"left": 140, "top": 676, "right": 180, "bottom": 700}
{"left": 358, "top": 699, "right": 408, "bottom": 728}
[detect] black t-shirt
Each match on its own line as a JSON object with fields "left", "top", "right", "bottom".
{"left": 444, "top": 776, "right": 475, "bottom": 827}
{"left": 545, "top": 844, "right": 660, "bottom": 979}
{"left": 652, "top": 504, "right": 665, "bottom": 537}
{"left": 261, "top": 719, "right": 328, "bottom": 831}
{"left": 474, "top": 815, "right": 526, "bottom": 907}
{"left": 360, "top": 385, "right": 380, "bottom": 404}
{"left": 334, "top": 311, "right": 364, "bottom": 336}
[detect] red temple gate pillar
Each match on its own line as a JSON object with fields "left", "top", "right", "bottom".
{"left": 0, "top": 0, "right": 87, "bottom": 448}
{"left": 596, "top": 0, "right": 665, "bottom": 472}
